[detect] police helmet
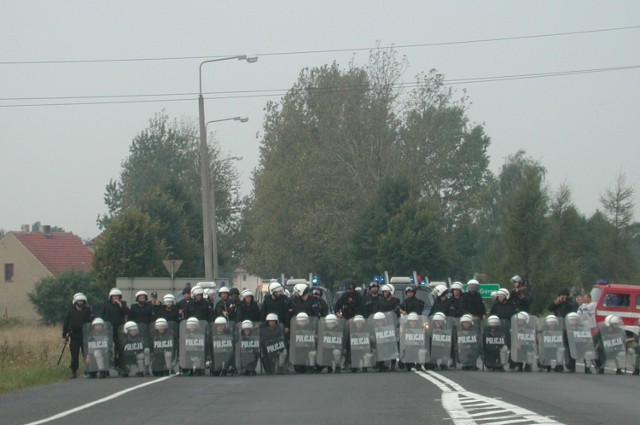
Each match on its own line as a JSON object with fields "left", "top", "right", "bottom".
{"left": 434, "top": 284, "right": 449, "bottom": 297}
{"left": 241, "top": 320, "right": 253, "bottom": 330}
{"left": 241, "top": 289, "right": 255, "bottom": 299}
{"left": 155, "top": 318, "right": 168, "bottom": 329}
{"left": 109, "top": 288, "right": 122, "bottom": 298}
{"left": 432, "top": 312, "right": 447, "bottom": 322}
{"left": 545, "top": 315, "right": 559, "bottom": 326}
{"left": 186, "top": 317, "right": 200, "bottom": 330}
{"left": 451, "top": 281, "right": 464, "bottom": 292}
{"left": 214, "top": 316, "right": 227, "bottom": 325}
{"left": 124, "top": 321, "right": 138, "bottom": 333}
{"left": 487, "top": 315, "right": 501, "bottom": 327}
{"left": 266, "top": 313, "right": 279, "bottom": 322}
{"left": 373, "top": 312, "right": 386, "bottom": 320}
{"left": 407, "top": 312, "right": 419, "bottom": 321}
{"left": 72, "top": 293, "right": 87, "bottom": 304}
{"left": 92, "top": 318, "right": 104, "bottom": 326}
{"left": 163, "top": 294, "right": 175, "bottom": 304}
{"left": 191, "top": 286, "right": 204, "bottom": 297}
{"left": 135, "top": 290, "right": 148, "bottom": 301}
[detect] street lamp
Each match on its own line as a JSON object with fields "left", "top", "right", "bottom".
{"left": 199, "top": 55, "right": 257, "bottom": 281}
{"left": 202, "top": 116, "right": 248, "bottom": 282}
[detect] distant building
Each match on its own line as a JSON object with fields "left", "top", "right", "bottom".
{"left": 0, "top": 226, "right": 93, "bottom": 322}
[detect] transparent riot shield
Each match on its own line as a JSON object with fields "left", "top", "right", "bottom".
{"left": 349, "top": 317, "right": 374, "bottom": 371}
{"left": 150, "top": 321, "right": 177, "bottom": 376}
{"left": 210, "top": 320, "right": 235, "bottom": 375}
{"left": 369, "top": 312, "right": 399, "bottom": 362}
{"left": 179, "top": 319, "right": 207, "bottom": 374}
{"left": 537, "top": 317, "right": 565, "bottom": 370}
{"left": 566, "top": 315, "right": 596, "bottom": 362}
{"left": 317, "top": 316, "right": 346, "bottom": 371}
{"left": 598, "top": 322, "right": 627, "bottom": 371}
{"left": 482, "top": 318, "right": 510, "bottom": 370}
{"left": 429, "top": 316, "right": 453, "bottom": 367}
{"left": 83, "top": 322, "right": 114, "bottom": 376}
{"left": 260, "top": 323, "right": 286, "bottom": 375}
{"left": 399, "top": 315, "right": 428, "bottom": 366}
{"left": 510, "top": 314, "right": 537, "bottom": 366}
{"left": 118, "top": 323, "right": 149, "bottom": 376}
{"left": 625, "top": 329, "right": 639, "bottom": 372}
{"left": 290, "top": 316, "right": 318, "bottom": 371}
{"left": 236, "top": 322, "right": 261, "bottom": 375}
{"left": 456, "top": 319, "right": 481, "bottom": 370}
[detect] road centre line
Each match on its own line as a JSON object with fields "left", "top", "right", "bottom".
{"left": 23, "top": 375, "right": 174, "bottom": 425}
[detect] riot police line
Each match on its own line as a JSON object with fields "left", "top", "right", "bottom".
{"left": 80, "top": 309, "right": 638, "bottom": 378}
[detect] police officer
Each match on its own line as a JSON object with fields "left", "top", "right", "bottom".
{"left": 428, "top": 285, "right": 450, "bottom": 318}
{"left": 292, "top": 284, "right": 320, "bottom": 318}
{"left": 488, "top": 288, "right": 518, "bottom": 370}
{"left": 129, "top": 290, "right": 155, "bottom": 325}
{"left": 311, "top": 287, "right": 329, "bottom": 318}
{"left": 228, "top": 287, "right": 241, "bottom": 322}
{"left": 378, "top": 284, "right": 401, "bottom": 318}
{"left": 334, "top": 279, "right": 364, "bottom": 320}
{"left": 548, "top": 288, "right": 579, "bottom": 372}
{"left": 261, "top": 281, "right": 292, "bottom": 331}
{"left": 448, "top": 282, "right": 465, "bottom": 319}
{"left": 185, "top": 286, "right": 211, "bottom": 321}
{"left": 462, "top": 279, "right": 486, "bottom": 320}
{"left": 62, "top": 293, "right": 93, "bottom": 378}
{"left": 99, "top": 288, "right": 129, "bottom": 369}
{"left": 510, "top": 275, "right": 533, "bottom": 313}
{"left": 213, "top": 286, "right": 232, "bottom": 319}
{"left": 237, "top": 289, "right": 261, "bottom": 322}
{"left": 157, "top": 294, "right": 181, "bottom": 323}
{"left": 400, "top": 286, "right": 425, "bottom": 316}
{"left": 364, "top": 281, "right": 382, "bottom": 318}
{"left": 176, "top": 286, "right": 192, "bottom": 319}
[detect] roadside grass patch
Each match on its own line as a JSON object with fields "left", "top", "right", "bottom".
{"left": 0, "top": 323, "right": 72, "bottom": 395}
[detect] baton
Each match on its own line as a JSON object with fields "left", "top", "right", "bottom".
{"left": 57, "top": 338, "right": 68, "bottom": 366}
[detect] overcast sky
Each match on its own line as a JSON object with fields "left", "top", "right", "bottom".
{"left": 1, "top": 1, "right": 639, "bottom": 240}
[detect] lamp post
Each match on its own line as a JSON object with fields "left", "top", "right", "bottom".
{"left": 199, "top": 55, "right": 257, "bottom": 281}
{"left": 204, "top": 116, "right": 248, "bottom": 281}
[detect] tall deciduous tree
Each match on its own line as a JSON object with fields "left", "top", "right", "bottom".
{"left": 246, "top": 49, "right": 492, "bottom": 284}
{"left": 93, "top": 208, "right": 166, "bottom": 290}
{"left": 97, "top": 111, "right": 243, "bottom": 278}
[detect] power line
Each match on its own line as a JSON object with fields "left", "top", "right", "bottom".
{"left": 1, "top": 65, "right": 637, "bottom": 108}
{"left": 1, "top": 25, "right": 638, "bottom": 65}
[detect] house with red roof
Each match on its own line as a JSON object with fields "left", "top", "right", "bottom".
{"left": 0, "top": 226, "right": 93, "bottom": 322}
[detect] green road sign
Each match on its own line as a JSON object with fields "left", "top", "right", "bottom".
{"left": 478, "top": 284, "right": 500, "bottom": 299}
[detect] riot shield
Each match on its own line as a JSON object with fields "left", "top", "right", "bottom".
{"left": 150, "top": 321, "right": 177, "bottom": 376}
{"left": 83, "top": 321, "right": 113, "bottom": 376}
{"left": 118, "top": 323, "right": 149, "bottom": 377}
{"left": 369, "top": 312, "right": 399, "bottom": 362}
{"left": 179, "top": 319, "right": 207, "bottom": 374}
{"left": 598, "top": 322, "right": 626, "bottom": 371}
{"left": 566, "top": 315, "right": 596, "bottom": 362}
{"left": 260, "top": 323, "right": 286, "bottom": 375}
{"left": 429, "top": 316, "right": 453, "bottom": 367}
{"left": 210, "top": 320, "right": 235, "bottom": 375}
{"left": 510, "top": 313, "right": 537, "bottom": 366}
{"left": 316, "top": 316, "right": 346, "bottom": 371}
{"left": 537, "top": 317, "right": 565, "bottom": 370}
{"left": 399, "top": 315, "right": 428, "bottom": 366}
{"left": 455, "top": 318, "right": 481, "bottom": 370}
{"left": 289, "top": 315, "right": 318, "bottom": 371}
{"left": 482, "top": 318, "right": 510, "bottom": 370}
{"left": 236, "top": 322, "right": 261, "bottom": 375}
{"left": 349, "top": 317, "right": 374, "bottom": 371}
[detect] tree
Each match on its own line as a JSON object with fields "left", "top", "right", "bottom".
{"left": 377, "top": 197, "right": 449, "bottom": 278}
{"left": 246, "top": 49, "right": 492, "bottom": 284}
{"left": 28, "top": 270, "right": 105, "bottom": 324}
{"left": 597, "top": 172, "right": 637, "bottom": 281}
{"left": 93, "top": 208, "right": 166, "bottom": 291}
{"left": 544, "top": 183, "right": 587, "bottom": 293}
{"left": 97, "top": 111, "right": 243, "bottom": 278}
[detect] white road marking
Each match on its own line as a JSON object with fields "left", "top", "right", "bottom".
{"left": 23, "top": 375, "right": 174, "bottom": 425}
{"left": 415, "top": 371, "right": 565, "bottom": 425}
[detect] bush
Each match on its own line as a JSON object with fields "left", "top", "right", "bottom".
{"left": 28, "top": 270, "right": 107, "bottom": 324}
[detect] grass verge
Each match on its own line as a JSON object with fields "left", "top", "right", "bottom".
{"left": 0, "top": 320, "right": 73, "bottom": 395}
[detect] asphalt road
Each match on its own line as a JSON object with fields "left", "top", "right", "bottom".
{"left": 2, "top": 366, "right": 638, "bottom": 425}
